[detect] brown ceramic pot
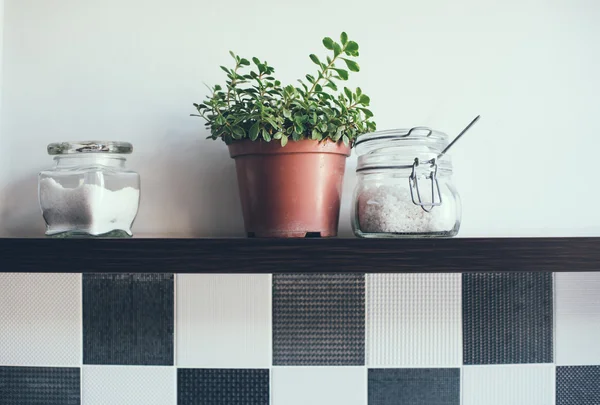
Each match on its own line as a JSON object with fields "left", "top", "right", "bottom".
{"left": 228, "top": 139, "right": 351, "bottom": 238}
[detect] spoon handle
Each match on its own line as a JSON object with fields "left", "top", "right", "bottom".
{"left": 437, "top": 115, "right": 480, "bottom": 160}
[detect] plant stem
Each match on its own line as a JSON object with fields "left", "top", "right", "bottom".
{"left": 227, "top": 62, "right": 242, "bottom": 107}
{"left": 306, "top": 47, "right": 344, "bottom": 98}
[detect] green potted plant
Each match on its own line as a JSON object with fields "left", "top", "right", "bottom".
{"left": 193, "top": 33, "right": 376, "bottom": 237}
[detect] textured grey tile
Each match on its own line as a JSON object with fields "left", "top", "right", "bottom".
{"left": 272, "top": 273, "right": 365, "bottom": 365}
{"left": 0, "top": 366, "right": 80, "bottom": 405}
{"left": 177, "top": 369, "right": 269, "bottom": 405}
{"left": 368, "top": 368, "right": 460, "bottom": 405}
{"left": 83, "top": 273, "right": 174, "bottom": 365}
{"left": 557, "top": 366, "right": 600, "bottom": 405}
{"left": 462, "top": 273, "right": 553, "bottom": 365}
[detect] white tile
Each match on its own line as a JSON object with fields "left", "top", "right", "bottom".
{"left": 0, "top": 273, "right": 81, "bottom": 366}
{"left": 555, "top": 272, "right": 600, "bottom": 365}
{"left": 366, "top": 274, "right": 461, "bottom": 367}
{"left": 82, "top": 366, "right": 175, "bottom": 405}
{"left": 463, "top": 365, "right": 555, "bottom": 405}
{"left": 176, "top": 274, "right": 271, "bottom": 368}
{"left": 272, "top": 367, "right": 366, "bottom": 405}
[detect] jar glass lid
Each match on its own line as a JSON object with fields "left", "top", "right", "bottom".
{"left": 355, "top": 127, "right": 448, "bottom": 156}
{"left": 47, "top": 141, "right": 133, "bottom": 155}
{"left": 355, "top": 127, "right": 452, "bottom": 172}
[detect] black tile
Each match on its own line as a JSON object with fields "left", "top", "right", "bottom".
{"left": 0, "top": 366, "right": 80, "bottom": 405}
{"left": 83, "top": 273, "right": 174, "bottom": 365}
{"left": 178, "top": 369, "right": 269, "bottom": 405}
{"left": 557, "top": 366, "right": 600, "bottom": 405}
{"left": 368, "top": 368, "right": 460, "bottom": 405}
{"left": 462, "top": 272, "right": 553, "bottom": 365}
{"left": 272, "top": 273, "right": 365, "bottom": 365}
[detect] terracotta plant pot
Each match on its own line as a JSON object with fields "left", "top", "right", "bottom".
{"left": 228, "top": 139, "right": 351, "bottom": 238}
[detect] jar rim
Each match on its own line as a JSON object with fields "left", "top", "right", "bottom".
{"left": 47, "top": 141, "right": 133, "bottom": 155}
{"left": 355, "top": 127, "right": 448, "bottom": 149}
{"left": 355, "top": 127, "right": 452, "bottom": 173}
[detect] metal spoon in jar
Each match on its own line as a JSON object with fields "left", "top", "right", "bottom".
{"left": 437, "top": 115, "right": 481, "bottom": 160}
{"left": 410, "top": 115, "right": 481, "bottom": 212}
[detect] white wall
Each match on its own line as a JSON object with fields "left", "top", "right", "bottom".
{"left": 0, "top": 0, "right": 5, "bottom": 199}
{"left": 1, "top": 0, "right": 599, "bottom": 237}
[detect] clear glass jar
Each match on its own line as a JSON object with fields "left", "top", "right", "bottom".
{"left": 352, "top": 127, "right": 461, "bottom": 238}
{"left": 39, "top": 141, "right": 140, "bottom": 237}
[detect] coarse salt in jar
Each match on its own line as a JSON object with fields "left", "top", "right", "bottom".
{"left": 352, "top": 127, "right": 461, "bottom": 238}
{"left": 39, "top": 141, "right": 140, "bottom": 238}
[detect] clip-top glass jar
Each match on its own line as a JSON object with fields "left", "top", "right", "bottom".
{"left": 39, "top": 141, "right": 140, "bottom": 238}
{"left": 352, "top": 127, "right": 461, "bottom": 238}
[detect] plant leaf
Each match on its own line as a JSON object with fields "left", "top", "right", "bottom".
{"left": 344, "top": 87, "right": 353, "bottom": 101}
{"left": 309, "top": 54, "right": 321, "bottom": 65}
{"left": 342, "top": 58, "right": 360, "bottom": 72}
{"left": 333, "top": 43, "right": 342, "bottom": 57}
{"left": 340, "top": 32, "right": 348, "bottom": 45}
{"left": 311, "top": 129, "right": 321, "bottom": 140}
{"left": 322, "top": 37, "right": 334, "bottom": 50}
{"left": 342, "top": 135, "right": 350, "bottom": 146}
{"left": 249, "top": 122, "right": 260, "bottom": 141}
{"left": 359, "top": 94, "right": 371, "bottom": 105}
{"left": 325, "top": 80, "right": 338, "bottom": 91}
{"left": 359, "top": 108, "right": 374, "bottom": 118}
{"left": 262, "top": 128, "right": 271, "bottom": 142}
{"left": 281, "top": 134, "right": 288, "bottom": 147}
{"left": 334, "top": 68, "right": 349, "bottom": 80}
{"left": 232, "top": 126, "right": 245, "bottom": 139}
{"left": 345, "top": 41, "right": 359, "bottom": 53}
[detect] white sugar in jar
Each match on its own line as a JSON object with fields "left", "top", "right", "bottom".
{"left": 39, "top": 141, "right": 140, "bottom": 237}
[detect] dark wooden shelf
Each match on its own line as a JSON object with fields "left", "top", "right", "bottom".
{"left": 0, "top": 237, "right": 598, "bottom": 273}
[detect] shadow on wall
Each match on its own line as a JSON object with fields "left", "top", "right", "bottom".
{"left": 133, "top": 130, "right": 245, "bottom": 237}
{"left": 0, "top": 129, "right": 246, "bottom": 237}
{"left": 0, "top": 173, "right": 45, "bottom": 237}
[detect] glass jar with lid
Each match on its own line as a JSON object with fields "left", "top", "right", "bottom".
{"left": 39, "top": 141, "right": 140, "bottom": 238}
{"left": 352, "top": 127, "right": 461, "bottom": 238}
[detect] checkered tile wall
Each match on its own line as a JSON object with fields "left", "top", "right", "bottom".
{"left": 1, "top": 272, "right": 599, "bottom": 405}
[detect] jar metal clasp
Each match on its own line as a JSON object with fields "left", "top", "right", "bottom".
{"left": 409, "top": 157, "right": 442, "bottom": 213}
